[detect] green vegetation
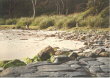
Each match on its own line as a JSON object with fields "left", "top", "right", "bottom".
{"left": 3, "top": 59, "right": 26, "bottom": 69}
{"left": 0, "top": 59, "right": 26, "bottom": 69}
{"left": 0, "top": 8, "right": 109, "bottom": 30}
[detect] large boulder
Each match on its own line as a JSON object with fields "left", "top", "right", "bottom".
{"left": 3, "top": 59, "right": 26, "bottom": 69}
{"left": 37, "top": 46, "right": 55, "bottom": 61}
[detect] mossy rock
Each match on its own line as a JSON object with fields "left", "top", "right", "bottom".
{"left": 23, "top": 57, "right": 33, "bottom": 64}
{"left": 37, "top": 46, "right": 55, "bottom": 61}
{"left": 0, "top": 61, "right": 9, "bottom": 67}
{"left": 32, "top": 55, "right": 42, "bottom": 62}
{"left": 3, "top": 59, "right": 26, "bottom": 69}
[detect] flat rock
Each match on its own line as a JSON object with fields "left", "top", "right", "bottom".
{"left": 96, "top": 73, "right": 110, "bottom": 77}
{"left": 70, "top": 64, "right": 81, "bottom": 69}
{"left": 87, "top": 61, "right": 104, "bottom": 66}
{"left": 64, "top": 60, "right": 79, "bottom": 65}
{"left": 97, "top": 57, "right": 110, "bottom": 64}
{"left": 100, "top": 65, "right": 110, "bottom": 73}
{"left": 89, "top": 66, "right": 102, "bottom": 74}
{"left": 37, "top": 65, "right": 75, "bottom": 72}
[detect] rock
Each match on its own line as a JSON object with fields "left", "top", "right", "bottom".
{"left": 27, "top": 61, "right": 54, "bottom": 68}
{"left": 55, "top": 48, "right": 72, "bottom": 55}
{"left": 84, "top": 52, "right": 96, "bottom": 57}
{"left": 53, "top": 55, "right": 70, "bottom": 63}
{"left": 37, "top": 65, "right": 74, "bottom": 72}
{"left": 97, "top": 57, "right": 110, "bottom": 64}
{"left": 66, "top": 71, "right": 91, "bottom": 77}
{"left": 93, "top": 48, "right": 106, "bottom": 55}
{"left": 64, "top": 60, "right": 79, "bottom": 65}
{"left": 78, "top": 53, "right": 85, "bottom": 57}
{"left": 99, "top": 52, "right": 109, "bottom": 57}
{"left": 100, "top": 65, "right": 110, "bottom": 73}
{"left": 87, "top": 61, "right": 104, "bottom": 66}
{"left": 3, "top": 59, "right": 26, "bottom": 69}
{"left": 89, "top": 66, "right": 102, "bottom": 74}
{"left": 80, "top": 36, "right": 86, "bottom": 40}
{"left": 70, "top": 64, "right": 81, "bottom": 69}
{"left": 0, "top": 67, "right": 20, "bottom": 77}
{"left": 37, "top": 46, "right": 55, "bottom": 61}
{"left": 0, "top": 67, "right": 3, "bottom": 72}
{"left": 20, "top": 72, "right": 53, "bottom": 77}
{"left": 96, "top": 73, "right": 110, "bottom": 77}
{"left": 68, "top": 52, "right": 78, "bottom": 60}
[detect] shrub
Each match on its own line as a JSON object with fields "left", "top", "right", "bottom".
{"left": 0, "top": 19, "right": 5, "bottom": 25}
{"left": 99, "top": 7, "right": 109, "bottom": 18}
{"left": 16, "top": 17, "right": 33, "bottom": 26}
{"left": 31, "top": 16, "right": 47, "bottom": 26}
{"left": 64, "top": 18, "right": 76, "bottom": 28}
{"left": 38, "top": 17, "right": 55, "bottom": 29}
{"left": 84, "top": 16, "right": 103, "bottom": 28}
{"left": 55, "top": 17, "right": 67, "bottom": 29}
{"left": 5, "top": 18, "right": 17, "bottom": 25}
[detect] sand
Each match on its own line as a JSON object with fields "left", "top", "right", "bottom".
{"left": 0, "top": 29, "right": 85, "bottom": 61}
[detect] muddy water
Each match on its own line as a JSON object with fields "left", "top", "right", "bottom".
{"left": 0, "top": 30, "right": 85, "bottom": 61}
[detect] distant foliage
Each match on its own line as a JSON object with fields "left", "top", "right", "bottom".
{"left": 0, "top": 19, "right": 5, "bottom": 25}
{"left": 5, "top": 19, "right": 17, "bottom": 25}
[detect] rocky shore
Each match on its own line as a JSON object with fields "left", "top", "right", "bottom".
{"left": 0, "top": 29, "right": 110, "bottom": 77}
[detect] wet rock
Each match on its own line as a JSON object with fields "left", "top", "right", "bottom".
{"left": 37, "top": 46, "right": 55, "bottom": 60}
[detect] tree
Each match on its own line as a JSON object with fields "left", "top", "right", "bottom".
{"left": 31, "top": 0, "right": 37, "bottom": 18}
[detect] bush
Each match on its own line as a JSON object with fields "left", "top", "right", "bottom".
{"left": 38, "top": 17, "right": 55, "bottom": 29}
{"left": 55, "top": 17, "right": 67, "bottom": 29}
{"left": 0, "top": 19, "right": 5, "bottom": 25}
{"left": 31, "top": 16, "right": 47, "bottom": 26}
{"left": 16, "top": 17, "right": 33, "bottom": 26}
{"left": 5, "top": 18, "right": 17, "bottom": 25}
{"left": 99, "top": 7, "right": 109, "bottom": 18}
{"left": 64, "top": 18, "right": 76, "bottom": 28}
{"left": 84, "top": 16, "right": 103, "bottom": 28}
{"left": 6, "top": 19, "right": 16, "bottom": 25}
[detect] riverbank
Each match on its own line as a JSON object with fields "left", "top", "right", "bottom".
{"left": 0, "top": 29, "right": 109, "bottom": 77}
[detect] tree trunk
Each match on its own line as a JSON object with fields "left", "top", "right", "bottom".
{"left": 32, "top": 0, "right": 37, "bottom": 18}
